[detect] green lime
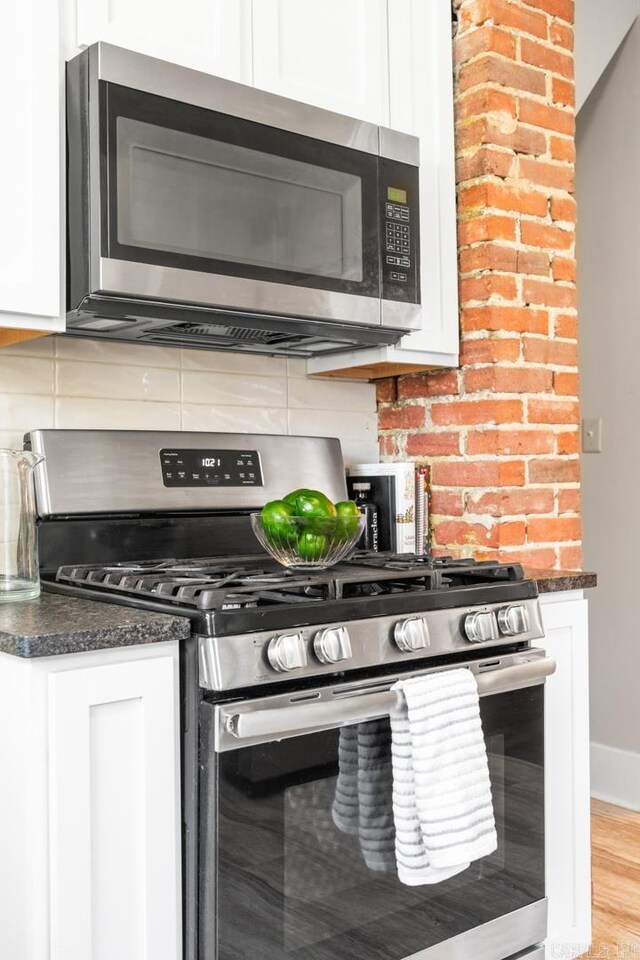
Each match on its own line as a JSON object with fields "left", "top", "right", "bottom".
{"left": 261, "top": 499, "right": 297, "bottom": 548}
{"left": 334, "top": 500, "right": 361, "bottom": 540}
{"left": 297, "top": 531, "right": 329, "bottom": 562}
{"left": 283, "top": 488, "right": 337, "bottom": 534}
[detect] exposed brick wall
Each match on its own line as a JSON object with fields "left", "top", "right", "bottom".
{"left": 377, "top": 0, "right": 580, "bottom": 569}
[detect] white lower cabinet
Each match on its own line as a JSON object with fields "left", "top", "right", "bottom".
{"left": 0, "top": 641, "right": 181, "bottom": 960}
{"left": 540, "top": 593, "right": 592, "bottom": 959}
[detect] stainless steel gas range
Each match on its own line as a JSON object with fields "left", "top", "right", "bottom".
{"left": 27, "top": 429, "right": 552, "bottom": 960}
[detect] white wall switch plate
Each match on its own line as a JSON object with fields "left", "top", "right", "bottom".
{"left": 582, "top": 417, "right": 602, "bottom": 453}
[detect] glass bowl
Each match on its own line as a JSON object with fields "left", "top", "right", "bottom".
{"left": 250, "top": 513, "right": 366, "bottom": 570}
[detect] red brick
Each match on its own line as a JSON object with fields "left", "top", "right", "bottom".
{"left": 550, "top": 21, "right": 574, "bottom": 50}
{"left": 516, "top": 249, "right": 551, "bottom": 275}
{"left": 552, "top": 256, "right": 576, "bottom": 281}
{"left": 458, "top": 56, "right": 547, "bottom": 97}
{"left": 429, "top": 491, "right": 465, "bottom": 518}
{"left": 462, "top": 306, "right": 548, "bottom": 334}
{"left": 519, "top": 156, "right": 575, "bottom": 192}
{"left": 521, "top": 220, "right": 574, "bottom": 250}
{"left": 523, "top": 336, "right": 578, "bottom": 365}
{"left": 486, "top": 0, "right": 548, "bottom": 37}
{"left": 458, "top": 181, "right": 549, "bottom": 218}
{"left": 519, "top": 97, "right": 575, "bottom": 135}
{"left": 406, "top": 432, "right": 461, "bottom": 457}
{"left": 375, "top": 378, "right": 397, "bottom": 403}
{"left": 551, "top": 195, "right": 577, "bottom": 222}
{"left": 434, "top": 520, "right": 526, "bottom": 549}
{"left": 554, "top": 371, "right": 579, "bottom": 396}
{"left": 458, "top": 215, "right": 517, "bottom": 246}
{"left": 467, "top": 487, "right": 555, "bottom": 516}
{"left": 528, "top": 398, "right": 579, "bottom": 423}
{"left": 464, "top": 365, "right": 553, "bottom": 394}
{"left": 559, "top": 544, "right": 583, "bottom": 568}
{"left": 524, "top": 278, "right": 577, "bottom": 309}
{"left": 522, "top": 0, "right": 574, "bottom": 24}
{"left": 557, "top": 430, "right": 580, "bottom": 454}
{"left": 500, "top": 546, "right": 558, "bottom": 567}
{"left": 528, "top": 517, "right": 581, "bottom": 542}
{"left": 397, "top": 370, "right": 460, "bottom": 399}
{"left": 379, "top": 435, "right": 401, "bottom": 458}
{"left": 432, "top": 460, "right": 525, "bottom": 487}
{"left": 520, "top": 37, "right": 574, "bottom": 80}
{"left": 460, "top": 243, "right": 518, "bottom": 275}
{"left": 554, "top": 313, "right": 578, "bottom": 338}
{"left": 378, "top": 405, "right": 425, "bottom": 430}
{"left": 432, "top": 399, "right": 524, "bottom": 426}
{"left": 460, "top": 337, "right": 521, "bottom": 364}
{"left": 528, "top": 458, "right": 580, "bottom": 483}
{"left": 552, "top": 76, "right": 575, "bottom": 107}
{"left": 558, "top": 488, "right": 580, "bottom": 513}
{"left": 459, "top": 274, "right": 519, "bottom": 303}
{"left": 458, "top": 118, "right": 548, "bottom": 156}
{"left": 456, "top": 86, "right": 517, "bottom": 121}
{"left": 467, "top": 429, "right": 555, "bottom": 455}
{"left": 457, "top": 147, "right": 515, "bottom": 182}
{"left": 454, "top": 24, "right": 517, "bottom": 63}
{"left": 550, "top": 136, "right": 576, "bottom": 164}
{"left": 487, "top": 182, "right": 549, "bottom": 216}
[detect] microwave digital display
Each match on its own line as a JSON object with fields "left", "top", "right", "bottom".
{"left": 160, "top": 449, "right": 263, "bottom": 487}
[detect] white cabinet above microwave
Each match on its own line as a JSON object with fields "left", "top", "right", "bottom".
{"left": 1, "top": 0, "right": 457, "bottom": 370}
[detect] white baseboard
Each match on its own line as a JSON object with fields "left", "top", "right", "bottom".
{"left": 590, "top": 741, "right": 640, "bottom": 811}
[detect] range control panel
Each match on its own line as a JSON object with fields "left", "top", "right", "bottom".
{"left": 160, "top": 449, "right": 263, "bottom": 487}
{"left": 380, "top": 157, "right": 420, "bottom": 305}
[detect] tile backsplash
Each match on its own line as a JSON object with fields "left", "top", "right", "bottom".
{"left": 0, "top": 336, "right": 379, "bottom": 466}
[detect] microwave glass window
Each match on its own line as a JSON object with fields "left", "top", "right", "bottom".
{"left": 115, "top": 117, "right": 364, "bottom": 282}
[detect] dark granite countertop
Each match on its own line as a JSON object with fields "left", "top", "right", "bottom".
{"left": 0, "top": 592, "right": 191, "bottom": 658}
{"left": 523, "top": 568, "right": 597, "bottom": 593}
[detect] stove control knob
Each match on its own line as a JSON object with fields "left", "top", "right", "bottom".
{"left": 267, "top": 633, "right": 307, "bottom": 672}
{"left": 314, "top": 626, "right": 352, "bottom": 665}
{"left": 464, "top": 611, "right": 499, "bottom": 644}
{"left": 497, "top": 604, "right": 530, "bottom": 637}
{"left": 394, "top": 617, "right": 430, "bottom": 653}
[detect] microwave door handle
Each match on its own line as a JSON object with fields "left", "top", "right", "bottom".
{"left": 223, "top": 657, "right": 556, "bottom": 744}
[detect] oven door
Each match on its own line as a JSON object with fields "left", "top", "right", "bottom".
{"left": 199, "top": 652, "right": 553, "bottom": 960}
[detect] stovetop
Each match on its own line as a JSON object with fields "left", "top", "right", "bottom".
{"left": 44, "top": 552, "right": 536, "bottom": 637}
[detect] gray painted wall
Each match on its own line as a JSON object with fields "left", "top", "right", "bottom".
{"left": 575, "top": 0, "right": 638, "bottom": 111}
{"left": 577, "top": 22, "right": 640, "bottom": 755}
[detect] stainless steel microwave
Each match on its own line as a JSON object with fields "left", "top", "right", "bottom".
{"left": 66, "top": 43, "right": 421, "bottom": 358}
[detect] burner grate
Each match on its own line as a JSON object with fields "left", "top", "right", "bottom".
{"left": 54, "top": 553, "right": 525, "bottom": 614}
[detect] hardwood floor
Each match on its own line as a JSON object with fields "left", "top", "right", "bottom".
{"left": 585, "top": 799, "right": 640, "bottom": 958}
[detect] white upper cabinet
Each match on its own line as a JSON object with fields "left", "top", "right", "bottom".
{"left": 307, "top": 0, "right": 460, "bottom": 374}
{"left": 0, "top": 0, "right": 63, "bottom": 332}
{"left": 72, "top": 0, "right": 253, "bottom": 80}
{"left": 252, "top": 0, "right": 390, "bottom": 124}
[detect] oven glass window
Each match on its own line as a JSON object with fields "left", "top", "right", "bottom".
{"left": 200, "top": 687, "right": 545, "bottom": 960}
{"left": 102, "top": 83, "right": 379, "bottom": 296}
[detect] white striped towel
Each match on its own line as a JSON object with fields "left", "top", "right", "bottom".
{"left": 390, "top": 668, "right": 498, "bottom": 886}
{"left": 332, "top": 719, "right": 396, "bottom": 872}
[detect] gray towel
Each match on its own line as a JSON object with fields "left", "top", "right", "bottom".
{"left": 332, "top": 719, "right": 396, "bottom": 871}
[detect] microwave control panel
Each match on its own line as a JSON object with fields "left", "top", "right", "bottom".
{"left": 160, "top": 448, "right": 263, "bottom": 487}
{"left": 379, "top": 157, "right": 420, "bottom": 305}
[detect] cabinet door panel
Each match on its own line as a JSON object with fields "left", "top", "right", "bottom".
{"left": 541, "top": 598, "right": 592, "bottom": 959}
{"left": 75, "top": 0, "right": 252, "bottom": 80}
{"left": 48, "top": 655, "right": 181, "bottom": 960}
{"left": 253, "top": 0, "right": 389, "bottom": 124}
{"left": 0, "top": 0, "right": 61, "bottom": 324}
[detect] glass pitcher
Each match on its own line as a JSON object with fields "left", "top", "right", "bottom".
{"left": 0, "top": 450, "right": 44, "bottom": 602}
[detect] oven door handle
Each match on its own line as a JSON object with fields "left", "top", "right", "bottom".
{"left": 222, "top": 656, "right": 556, "bottom": 745}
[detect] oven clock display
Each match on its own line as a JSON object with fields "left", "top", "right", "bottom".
{"left": 160, "top": 449, "right": 263, "bottom": 487}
